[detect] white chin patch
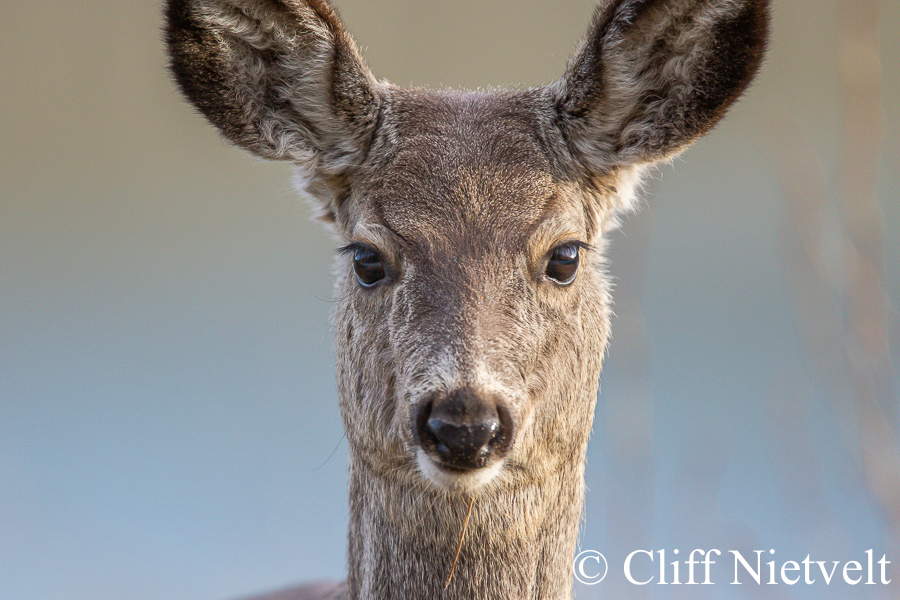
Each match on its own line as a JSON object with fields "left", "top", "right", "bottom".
{"left": 415, "top": 449, "right": 504, "bottom": 492}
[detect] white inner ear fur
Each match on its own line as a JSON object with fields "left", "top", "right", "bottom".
{"left": 613, "top": 162, "right": 652, "bottom": 217}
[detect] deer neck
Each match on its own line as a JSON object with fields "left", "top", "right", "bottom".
{"left": 346, "top": 450, "right": 587, "bottom": 600}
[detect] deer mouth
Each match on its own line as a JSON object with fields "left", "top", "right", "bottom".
{"left": 415, "top": 448, "right": 507, "bottom": 491}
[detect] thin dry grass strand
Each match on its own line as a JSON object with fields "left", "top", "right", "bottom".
{"left": 444, "top": 496, "right": 475, "bottom": 590}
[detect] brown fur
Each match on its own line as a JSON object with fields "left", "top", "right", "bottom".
{"left": 165, "top": 1, "right": 770, "bottom": 599}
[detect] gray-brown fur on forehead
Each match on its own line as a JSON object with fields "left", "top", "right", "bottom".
{"left": 364, "top": 91, "right": 559, "bottom": 249}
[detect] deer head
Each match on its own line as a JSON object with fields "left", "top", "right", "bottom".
{"left": 166, "top": 1, "right": 768, "bottom": 595}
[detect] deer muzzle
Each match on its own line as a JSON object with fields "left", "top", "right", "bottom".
{"left": 414, "top": 386, "right": 514, "bottom": 473}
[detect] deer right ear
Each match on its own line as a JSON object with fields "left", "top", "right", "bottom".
{"left": 555, "top": 0, "right": 769, "bottom": 177}
{"left": 165, "top": 0, "right": 382, "bottom": 224}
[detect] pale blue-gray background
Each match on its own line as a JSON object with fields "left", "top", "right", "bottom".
{"left": 1, "top": 1, "right": 898, "bottom": 599}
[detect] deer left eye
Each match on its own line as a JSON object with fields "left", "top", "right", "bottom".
{"left": 545, "top": 243, "right": 580, "bottom": 285}
{"left": 353, "top": 246, "right": 386, "bottom": 287}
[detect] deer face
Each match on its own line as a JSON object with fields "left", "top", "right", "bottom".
{"left": 166, "top": 0, "right": 769, "bottom": 493}
{"left": 330, "top": 91, "right": 618, "bottom": 492}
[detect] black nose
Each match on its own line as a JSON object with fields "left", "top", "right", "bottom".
{"left": 415, "top": 387, "right": 512, "bottom": 471}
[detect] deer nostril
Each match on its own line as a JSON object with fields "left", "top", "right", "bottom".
{"left": 415, "top": 388, "right": 510, "bottom": 471}
{"left": 427, "top": 415, "right": 500, "bottom": 461}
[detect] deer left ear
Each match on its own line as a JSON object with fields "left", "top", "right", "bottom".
{"left": 555, "top": 0, "right": 770, "bottom": 176}
{"left": 165, "top": 0, "right": 382, "bottom": 227}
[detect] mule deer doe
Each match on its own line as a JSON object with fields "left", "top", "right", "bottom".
{"left": 165, "top": 0, "right": 769, "bottom": 598}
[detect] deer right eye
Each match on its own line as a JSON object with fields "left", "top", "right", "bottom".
{"left": 352, "top": 246, "right": 387, "bottom": 287}
{"left": 545, "top": 242, "right": 581, "bottom": 285}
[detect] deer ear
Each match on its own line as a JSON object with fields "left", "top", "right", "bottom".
{"left": 165, "top": 0, "right": 381, "bottom": 223}
{"left": 556, "top": 0, "right": 769, "bottom": 174}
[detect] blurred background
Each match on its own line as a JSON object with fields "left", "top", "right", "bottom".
{"left": 1, "top": 0, "right": 897, "bottom": 599}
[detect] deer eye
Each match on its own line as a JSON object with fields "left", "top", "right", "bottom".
{"left": 545, "top": 242, "right": 580, "bottom": 285}
{"left": 352, "top": 246, "right": 386, "bottom": 287}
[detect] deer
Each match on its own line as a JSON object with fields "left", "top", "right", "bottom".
{"left": 165, "top": 0, "right": 769, "bottom": 598}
